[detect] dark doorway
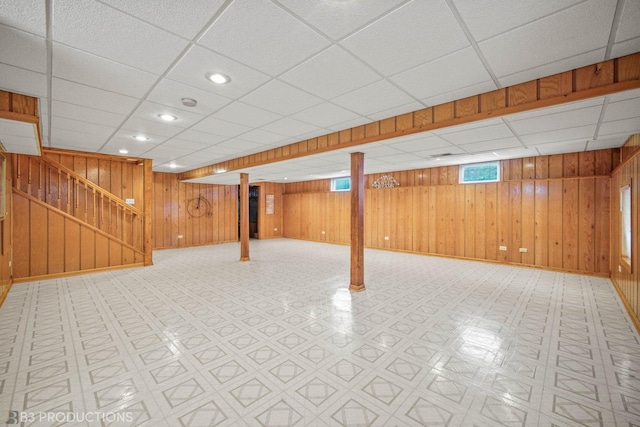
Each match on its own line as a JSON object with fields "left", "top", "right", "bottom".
{"left": 249, "top": 186, "right": 259, "bottom": 239}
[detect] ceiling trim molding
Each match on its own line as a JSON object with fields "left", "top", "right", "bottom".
{"left": 179, "top": 52, "right": 640, "bottom": 182}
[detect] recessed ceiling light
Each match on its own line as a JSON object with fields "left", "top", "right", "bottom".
{"left": 206, "top": 72, "right": 230, "bottom": 84}
{"left": 169, "top": 163, "right": 177, "bottom": 169}
{"left": 158, "top": 113, "right": 177, "bottom": 121}
{"left": 134, "top": 135, "right": 149, "bottom": 141}
{"left": 284, "top": 177, "right": 288, "bottom": 180}
{"left": 119, "top": 149, "right": 129, "bottom": 154}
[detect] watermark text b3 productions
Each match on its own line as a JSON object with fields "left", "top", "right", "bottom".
{"left": 7, "top": 410, "right": 134, "bottom": 424}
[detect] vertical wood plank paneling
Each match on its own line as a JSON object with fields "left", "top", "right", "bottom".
{"left": 497, "top": 182, "right": 510, "bottom": 262}
{"left": 563, "top": 180, "right": 579, "bottom": 270}
{"left": 474, "top": 185, "right": 486, "bottom": 259}
{"left": 579, "top": 178, "right": 595, "bottom": 272}
{"left": 13, "top": 193, "right": 30, "bottom": 278}
{"left": 548, "top": 180, "right": 564, "bottom": 268}
{"left": 509, "top": 182, "right": 522, "bottom": 263}
{"left": 595, "top": 177, "right": 610, "bottom": 274}
{"left": 30, "top": 203, "right": 48, "bottom": 276}
{"left": 485, "top": 183, "right": 498, "bottom": 260}
{"left": 48, "top": 213, "right": 65, "bottom": 274}
{"left": 534, "top": 181, "right": 549, "bottom": 267}
{"left": 521, "top": 180, "right": 535, "bottom": 265}
{"left": 65, "top": 220, "right": 81, "bottom": 272}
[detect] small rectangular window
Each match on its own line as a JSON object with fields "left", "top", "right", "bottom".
{"left": 331, "top": 177, "right": 351, "bottom": 192}
{"left": 621, "top": 183, "right": 632, "bottom": 272}
{"left": 459, "top": 162, "right": 500, "bottom": 184}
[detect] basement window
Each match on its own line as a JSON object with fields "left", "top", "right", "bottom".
{"left": 459, "top": 161, "right": 500, "bottom": 184}
{"left": 621, "top": 183, "right": 632, "bottom": 272}
{"left": 331, "top": 177, "right": 351, "bottom": 192}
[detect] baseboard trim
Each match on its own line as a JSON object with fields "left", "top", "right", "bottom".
{"left": 13, "top": 263, "right": 145, "bottom": 284}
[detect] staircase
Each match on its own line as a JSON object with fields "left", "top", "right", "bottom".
{"left": 12, "top": 154, "right": 146, "bottom": 280}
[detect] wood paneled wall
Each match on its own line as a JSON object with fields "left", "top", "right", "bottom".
{"left": 152, "top": 173, "right": 238, "bottom": 249}
{"left": 611, "top": 135, "right": 640, "bottom": 329}
{"left": 11, "top": 150, "right": 153, "bottom": 281}
{"left": 13, "top": 191, "right": 143, "bottom": 280}
{"left": 44, "top": 149, "right": 145, "bottom": 211}
{"left": 283, "top": 150, "right": 617, "bottom": 276}
{"left": 0, "top": 152, "right": 13, "bottom": 306}
{"left": 255, "top": 182, "right": 284, "bottom": 239}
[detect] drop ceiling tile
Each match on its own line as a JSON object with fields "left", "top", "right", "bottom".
{"left": 325, "top": 116, "right": 371, "bottom": 132}
{"left": 178, "top": 129, "right": 228, "bottom": 145}
{"left": 598, "top": 117, "right": 640, "bottom": 137}
{"left": 534, "top": 140, "right": 587, "bottom": 155}
{"left": 50, "top": 128, "right": 110, "bottom": 151}
{"left": 191, "top": 116, "right": 251, "bottom": 137}
{"left": 131, "top": 101, "right": 204, "bottom": 129}
{"left": 520, "top": 125, "right": 596, "bottom": 145}
{"left": 261, "top": 117, "right": 323, "bottom": 138}
{"left": 121, "top": 117, "right": 184, "bottom": 139}
{"left": 421, "top": 81, "right": 498, "bottom": 108}
{"left": 342, "top": 0, "right": 469, "bottom": 75}
{"left": 53, "top": 43, "right": 158, "bottom": 98}
{"left": 615, "top": 0, "right": 640, "bottom": 43}
{"left": 100, "top": 0, "right": 226, "bottom": 39}
{"left": 0, "top": 24, "right": 46, "bottom": 72}
{"left": 213, "top": 102, "right": 282, "bottom": 128}
{"left": 388, "top": 135, "right": 452, "bottom": 153}
{"left": 168, "top": 46, "right": 271, "bottom": 99}
{"left": 51, "top": 101, "right": 125, "bottom": 127}
{"left": 391, "top": 48, "right": 493, "bottom": 101}
{"left": 508, "top": 105, "right": 603, "bottom": 135}
{"left": 436, "top": 123, "right": 515, "bottom": 145}
{"left": 236, "top": 129, "right": 289, "bottom": 145}
{"left": 197, "top": 144, "right": 246, "bottom": 157}
{"left": 604, "top": 96, "right": 640, "bottom": 122}
{"left": 380, "top": 153, "right": 423, "bottom": 164}
{"left": 240, "top": 80, "right": 323, "bottom": 116}
{"left": 413, "top": 146, "right": 466, "bottom": 158}
{"left": 0, "top": 0, "right": 46, "bottom": 36}
{"left": 505, "top": 98, "right": 604, "bottom": 121}
{"left": 587, "top": 136, "right": 628, "bottom": 150}
{"left": 496, "top": 49, "right": 606, "bottom": 88}
{"left": 280, "top": 46, "right": 380, "bottom": 99}
{"left": 51, "top": 116, "right": 116, "bottom": 138}
{"left": 436, "top": 118, "right": 504, "bottom": 134}
{"left": 0, "top": 64, "right": 47, "bottom": 98}
{"left": 460, "top": 137, "right": 523, "bottom": 153}
{"left": 0, "top": 134, "right": 40, "bottom": 155}
{"left": 453, "top": 0, "right": 583, "bottom": 42}
{"left": 52, "top": 78, "right": 138, "bottom": 115}
{"left": 611, "top": 37, "right": 640, "bottom": 58}
{"left": 366, "top": 101, "right": 425, "bottom": 121}
{"left": 54, "top": 0, "right": 188, "bottom": 74}
{"left": 199, "top": 0, "right": 330, "bottom": 76}
{"left": 99, "top": 141, "right": 152, "bottom": 157}
{"left": 360, "top": 145, "right": 405, "bottom": 158}
{"left": 215, "top": 138, "right": 265, "bottom": 153}
{"left": 479, "top": 0, "right": 616, "bottom": 78}
{"left": 291, "top": 102, "right": 361, "bottom": 128}
{"left": 277, "top": 0, "right": 405, "bottom": 40}
{"left": 109, "top": 129, "right": 167, "bottom": 146}
{"left": 155, "top": 138, "right": 210, "bottom": 152}
{"left": 148, "top": 79, "right": 231, "bottom": 116}
{"left": 609, "top": 88, "right": 640, "bottom": 103}
{"left": 332, "top": 80, "right": 415, "bottom": 117}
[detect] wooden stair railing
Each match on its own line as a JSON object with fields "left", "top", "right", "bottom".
{"left": 13, "top": 154, "right": 144, "bottom": 252}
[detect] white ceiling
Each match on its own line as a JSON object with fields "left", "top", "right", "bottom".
{"left": 1, "top": 0, "right": 639, "bottom": 184}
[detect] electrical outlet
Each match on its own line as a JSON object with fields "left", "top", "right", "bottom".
{"left": 8, "top": 261, "right": 11, "bottom": 267}
{"left": 178, "top": 235, "right": 183, "bottom": 239}
{"left": 274, "top": 228, "right": 278, "bottom": 231}
{"left": 619, "top": 265, "right": 622, "bottom": 272}
{"left": 384, "top": 236, "right": 390, "bottom": 241}
{"left": 499, "top": 246, "right": 507, "bottom": 251}
{"left": 321, "top": 231, "right": 325, "bottom": 234}
{"left": 519, "top": 248, "right": 528, "bottom": 253}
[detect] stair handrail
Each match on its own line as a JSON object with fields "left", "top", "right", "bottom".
{"left": 38, "top": 155, "right": 144, "bottom": 217}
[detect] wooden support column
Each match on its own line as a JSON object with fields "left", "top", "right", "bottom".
{"left": 240, "top": 173, "right": 250, "bottom": 262}
{"left": 143, "top": 158, "right": 153, "bottom": 266}
{"left": 350, "top": 152, "right": 365, "bottom": 291}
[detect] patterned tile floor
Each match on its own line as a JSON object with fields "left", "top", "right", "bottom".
{"left": 1, "top": 239, "right": 640, "bottom": 426}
